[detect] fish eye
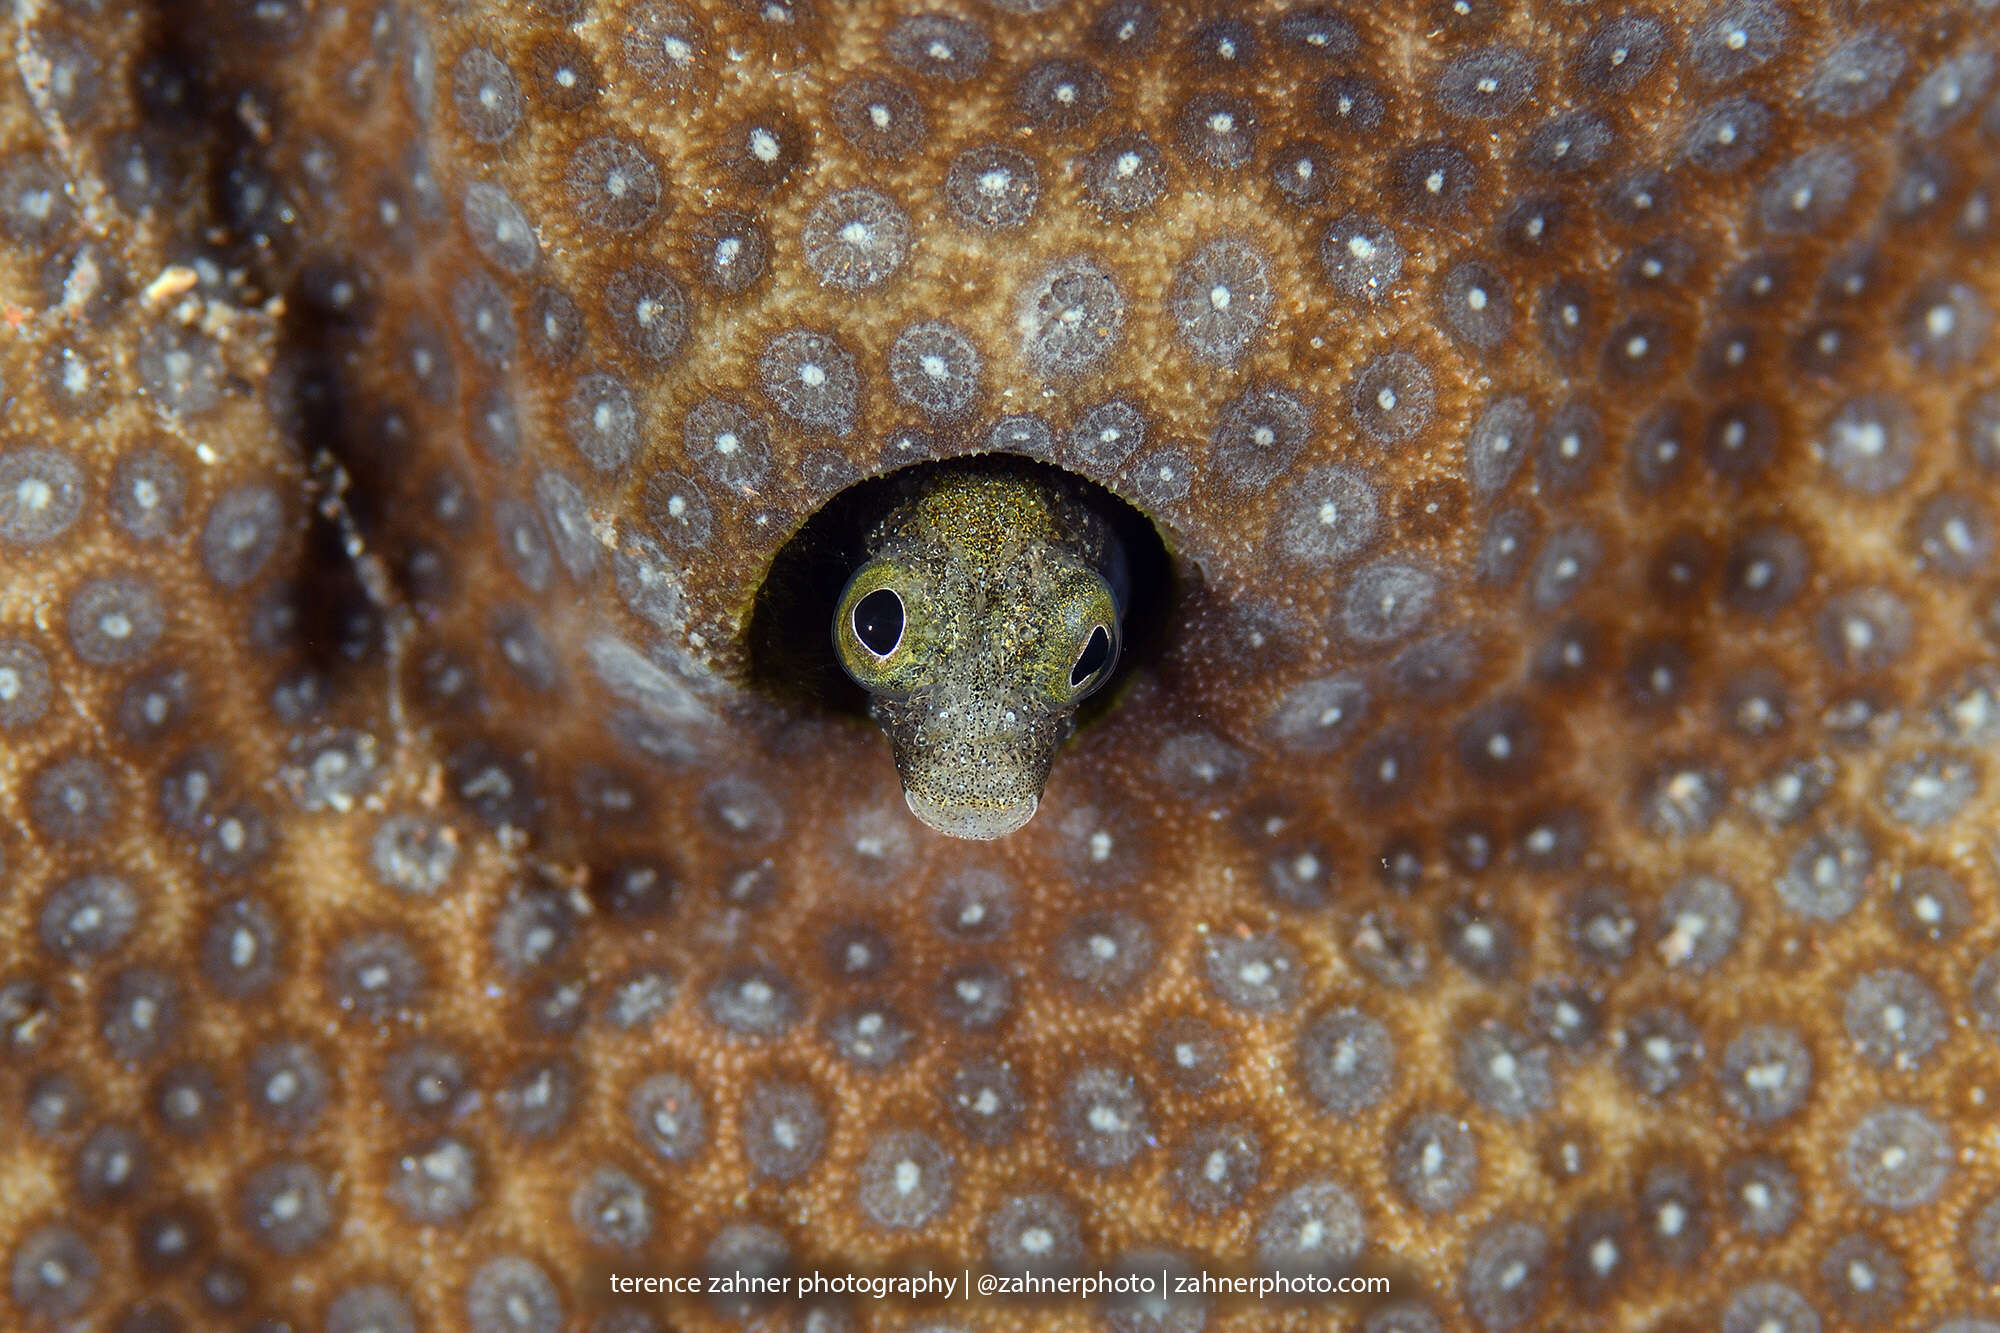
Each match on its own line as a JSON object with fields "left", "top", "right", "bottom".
{"left": 1070, "top": 623, "right": 1114, "bottom": 690}
{"left": 852, "top": 587, "right": 907, "bottom": 657}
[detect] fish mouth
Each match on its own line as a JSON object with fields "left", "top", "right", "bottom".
{"left": 903, "top": 786, "right": 1039, "bottom": 840}
{"left": 881, "top": 689, "right": 1059, "bottom": 840}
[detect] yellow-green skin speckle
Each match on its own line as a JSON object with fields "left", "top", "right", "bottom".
{"left": 834, "top": 461, "right": 1126, "bottom": 839}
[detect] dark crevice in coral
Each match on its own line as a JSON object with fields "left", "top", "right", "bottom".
{"left": 129, "top": 4, "right": 400, "bottom": 723}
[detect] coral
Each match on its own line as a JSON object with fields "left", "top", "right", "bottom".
{"left": 3, "top": 0, "right": 2000, "bottom": 1331}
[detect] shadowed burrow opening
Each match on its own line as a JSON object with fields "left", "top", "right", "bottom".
{"left": 747, "top": 453, "right": 1176, "bottom": 723}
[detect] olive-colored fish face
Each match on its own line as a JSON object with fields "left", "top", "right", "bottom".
{"left": 877, "top": 678, "right": 1063, "bottom": 841}
{"left": 832, "top": 483, "right": 1122, "bottom": 839}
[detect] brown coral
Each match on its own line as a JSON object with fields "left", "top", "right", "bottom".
{"left": 4, "top": 0, "right": 2000, "bottom": 1330}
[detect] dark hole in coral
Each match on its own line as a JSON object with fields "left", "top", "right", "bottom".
{"left": 748, "top": 453, "right": 1173, "bottom": 721}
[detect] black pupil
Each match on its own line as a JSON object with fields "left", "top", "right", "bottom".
{"left": 853, "top": 588, "right": 905, "bottom": 656}
{"left": 1070, "top": 625, "right": 1112, "bottom": 688}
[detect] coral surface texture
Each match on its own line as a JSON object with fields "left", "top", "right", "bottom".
{"left": 3, "top": 0, "right": 2000, "bottom": 1330}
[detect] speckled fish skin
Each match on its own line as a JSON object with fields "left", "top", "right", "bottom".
{"left": 4, "top": 0, "right": 2000, "bottom": 1331}
{"left": 854, "top": 461, "right": 1127, "bottom": 841}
